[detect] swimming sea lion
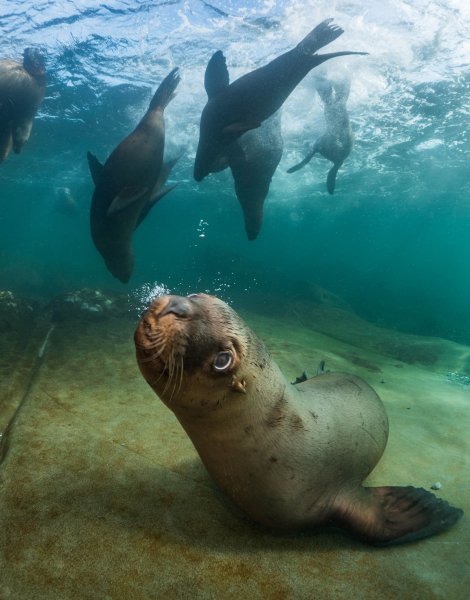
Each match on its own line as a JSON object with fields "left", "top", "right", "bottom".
{"left": 287, "top": 77, "right": 353, "bottom": 194}
{"left": 227, "top": 111, "right": 283, "bottom": 241}
{"left": 0, "top": 48, "right": 46, "bottom": 163}
{"left": 198, "top": 50, "right": 283, "bottom": 240}
{"left": 135, "top": 293, "right": 463, "bottom": 545}
{"left": 194, "top": 18, "right": 367, "bottom": 182}
{"left": 87, "top": 68, "right": 180, "bottom": 283}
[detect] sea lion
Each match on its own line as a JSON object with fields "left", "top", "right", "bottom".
{"left": 87, "top": 68, "right": 180, "bottom": 283}
{"left": 227, "top": 111, "right": 283, "bottom": 241}
{"left": 0, "top": 48, "right": 46, "bottom": 163}
{"left": 287, "top": 77, "right": 353, "bottom": 194}
{"left": 194, "top": 18, "right": 367, "bottom": 182}
{"left": 135, "top": 293, "right": 463, "bottom": 545}
{"left": 199, "top": 50, "right": 284, "bottom": 240}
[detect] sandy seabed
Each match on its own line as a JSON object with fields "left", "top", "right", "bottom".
{"left": 0, "top": 297, "right": 468, "bottom": 600}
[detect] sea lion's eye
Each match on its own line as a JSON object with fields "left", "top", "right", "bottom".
{"left": 213, "top": 351, "right": 233, "bottom": 372}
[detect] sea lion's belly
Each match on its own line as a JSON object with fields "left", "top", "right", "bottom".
{"left": 179, "top": 372, "right": 388, "bottom": 529}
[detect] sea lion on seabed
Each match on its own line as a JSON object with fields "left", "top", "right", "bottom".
{"left": 287, "top": 76, "right": 353, "bottom": 194}
{"left": 0, "top": 48, "right": 46, "bottom": 163}
{"left": 87, "top": 68, "right": 180, "bottom": 283}
{"left": 135, "top": 293, "right": 463, "bottom": 546}
{"left": 194, "top": 18, "right": 367, "bottom": 182}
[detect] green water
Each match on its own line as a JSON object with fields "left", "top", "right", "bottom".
{"left": 1, "top": 0, "right": 469, "bottom": 344}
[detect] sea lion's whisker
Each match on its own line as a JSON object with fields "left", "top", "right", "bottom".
{"left": 140, "top": 345, "right": 166, "bottom": 363}
{"left": 175, "top": 354, "right": 184, "bottom": 396}
{"left": 168, "top": 357, "right": 181, "bottom": 404}
{"left": 147, "top": 330, "right": 165, "bottom": 342}
{"left": 162, "top": 352, "right": 175, "bottom": 398}
{"left": 144, "top": 339, "right": 166, "bottom": 352}
{"left": 143, "top": 339, "right": 165, "bottom": 348}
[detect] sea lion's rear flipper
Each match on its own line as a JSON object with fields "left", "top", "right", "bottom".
{"left": 148, "top": 67, "right": 181, "bottom": 111}
{"left": 287, "top": 147, "right": 317, "bottom": 173}
{"left": 326, "top": 162, "right": 341, "bottom": 194}
{"left": 0, "top": 124, "right": 13, "bottom": 163}
{"left": 107, "top": 186, "right": 148, "bottom": 215}
{"left": 297, "top": 19, "right": 368, "bottom": 62}
{"left": 297, "top": 19, "right": 344, "bottom": 54}
{"left": 87, "top": 152, "right": 105, "bottom": 186}
{"left": 204, "top": 51, "right": 230, "bottom": 99}
{"left": 332, "top": 486, "right": 463, "bottom": 546}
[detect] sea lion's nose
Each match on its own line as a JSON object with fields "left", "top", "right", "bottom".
{"left": 159, "top": 296, "right": 192, "bottom": 318}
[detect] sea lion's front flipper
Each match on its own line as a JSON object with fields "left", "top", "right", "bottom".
{"left": 152, "top": 183, "right": 178, "bottom": 203}
{"left": 135, "top": 184, "right": 178, "bottom": 230}
{"left": 204, "top": 51, "right": 230, "bottom": 99}
{"left": 332, "top": 486, "right": 463, "bottom": 546}
{"left": 87, "top": 152, "right": 105, "bottom": 186}
{"left": 222, "top": 121, "right": 261, "bottom": 135}
{"left": 287, "top": 147, "right": 317, "bottom": 174}
{"left": 107, "top": 186, "right": 148, "bottom": 215}
{"left": 326, "top": 162, "right": 341, "bottom": 194}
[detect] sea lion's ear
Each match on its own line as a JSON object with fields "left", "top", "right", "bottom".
{"left": 87, "top": 152, "right": 105, "bottom": 186}
{"left": 107, "top": 186, "right": 148, "bottom": 215}
{"left": 204, "top": 50, "right": 229, "bottom": 99}
{"left": 231, "top": 377, "right": 247, "bottom": 394}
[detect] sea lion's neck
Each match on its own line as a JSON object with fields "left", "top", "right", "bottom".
{"left": 174, "top": 357, "right": 290, "bottom": 440}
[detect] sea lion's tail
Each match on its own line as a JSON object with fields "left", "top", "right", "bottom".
{"left": 149, "top": 68, "right": 181, "bottom": 111}
{"left": 297, "top": 19, "right": 368, "bottom": 64}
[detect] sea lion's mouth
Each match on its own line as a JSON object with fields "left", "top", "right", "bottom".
{"left": 134, "top": 295, "right": 196, "bottom": 401}
{"left": 135, "top": 296, "right": 191, "bottom": 365}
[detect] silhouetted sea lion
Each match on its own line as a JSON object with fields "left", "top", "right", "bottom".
{"left": 227, "top": 111, "right": 283, "bottom": 241}
{"left": 194, "top": 18, "right": 367, "bottom": 182}
{"left": 287, "top": 77, "right": 353, "bottom": 193}
{"left": 0, "top": 48, "right": 46, "bottom": 163}
{"left": 87, "top": 68, "right": 180, "bottom": 283}
{"left": 198, "top": 50, "right": 283, "bottom": 240}
{"left": 135, "top": 293, "right": 463, "bottom": 546}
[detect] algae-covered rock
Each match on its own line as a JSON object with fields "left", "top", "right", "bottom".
{"left": 49, "top": 288, "right": 130, "bottom": 322}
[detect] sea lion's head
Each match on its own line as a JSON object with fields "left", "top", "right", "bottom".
{"left": 193, "top": 103, "right": 234, "bottom": 182}
{"left": 23, "top": 47, "right": 46, "bottom": 80}
{"left": 193, "top": 125, "right": 222, "bottom": 182}
{"left": 135, "top": 294, "right": 266, "bottom": 410}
